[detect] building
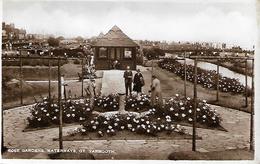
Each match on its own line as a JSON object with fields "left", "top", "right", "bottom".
{"left": 92, "top": 25, "right": 139, "bottom": 70}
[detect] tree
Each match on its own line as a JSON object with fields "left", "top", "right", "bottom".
{"left": 75, "top": 36, "right": 84, "bottom": 42}
{"left": 57, "top": 36, "right": 65, "bottom": 41}
{"left": 143, "top": 47, "right": 165, "bottom": 60}
{"left": 47, "top": 37, "right": 60, "bottom": 47}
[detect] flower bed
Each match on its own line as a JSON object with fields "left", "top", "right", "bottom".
{"left": 27, "top": 98, "right": 92, "bottom": 128}
{"left": 26, "top": 94, "right": 222, "bottom": 135}
{"left": 158, "top": 58, "right": 248, "bottom": 94}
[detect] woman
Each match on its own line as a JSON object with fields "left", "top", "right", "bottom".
{"left": 133, "top": 69, "right": 145, "bottom": 94}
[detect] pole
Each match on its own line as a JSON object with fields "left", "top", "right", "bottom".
{"left": 19, "top": 50, "right": 23, "bottom": 105}
{"left": 48, "top": 54, "right": 51, "bottom": 100}
{"left": 250, "top": 59, "right": 254, "bottom": 151}
{"left": 192, "top": 58, "right": 198, "bottom": 151}
{"left": 184, "top": 53, "right": 187, "bottom": 98}
{"left": 151, "top": 59, "right": 154, "bottom": 82}
{"left": 216, "top": 59, "right": 220, "bottom": 101}
{"left": 81, "top": 58, "right": 84, "bottom": 97}
{"left": 245, "top": 59, "right": 248, "bottom": 107}
{"left": 58, "top": 57, "right": 63, "bottom": 149}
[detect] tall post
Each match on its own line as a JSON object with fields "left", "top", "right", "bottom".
{"left": 192, "top": 58, "right": 198, "bottom": 151}
{"left": 245, "top": 59, "right": 248, "bottom": 107}
{"left": 250, "top": 59, "right": 254, "bottom": 151}
{"left": 81, "top": 58, "right": 84, "bottom": 97}
{"left": 58, "top": 58, "right": 63, "bottom": 149}
{"left": 19, "top": 50, "right": 23, "bottom": 105}
{"left": 184, "top": 53, "right": 187, "bottom": 98}
{"left": 216, "top": 59, "right": 220, "bottom": 101}
{"left": 48, "top": 53, "right": 51, "bottom": 100}
{"left": 151, "top": 59, "right": 154, "bottom": 82}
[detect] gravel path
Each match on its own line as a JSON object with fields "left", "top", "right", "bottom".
{"left": 3, "top": 104, "right": 251, "bottom": 159}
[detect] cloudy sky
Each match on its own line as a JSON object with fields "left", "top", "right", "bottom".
{"left": 2, "top": 0, "right": 257, "bottom": 49}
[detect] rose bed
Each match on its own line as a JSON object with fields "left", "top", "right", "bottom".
{"left": 158, "top": 58, "right": 251, "bottom": 95}
{"left": 25, "top": 94, "right": 225, "bottom": 139}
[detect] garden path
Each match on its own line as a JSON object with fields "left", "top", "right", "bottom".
{"left": 101, "top": 70, "right": 126, "bottom": 96}
{"left": 3, "top": 104, "right": 251, "bottom": 159}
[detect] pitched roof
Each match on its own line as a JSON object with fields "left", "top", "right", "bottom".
{"left": 94, "top": 25, "right": 139, "bottom": 47}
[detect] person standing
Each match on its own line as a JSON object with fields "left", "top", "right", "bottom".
{"left": 150, "top": 75, "right": 162, "bottom": 107}
{"left": 123, "top": 66, "right": 133, "bottom": 96}
{"left": 133, "top": 69, "right": 144, "bottom": 94}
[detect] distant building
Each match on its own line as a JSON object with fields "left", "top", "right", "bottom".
{"left": 92, "top": 25, "right": 139, "bottom": 70}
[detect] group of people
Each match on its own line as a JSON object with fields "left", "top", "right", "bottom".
{"left": 124, "top": 66, "right": 162, "bottom": 107}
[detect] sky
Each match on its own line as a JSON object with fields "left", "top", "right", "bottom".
{"left": 2, "top": 0, "right": 258, "bottom": 49}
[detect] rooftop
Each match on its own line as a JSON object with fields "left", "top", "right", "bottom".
{"left": 94, "top": 25, "right": 139, "bottom": 47}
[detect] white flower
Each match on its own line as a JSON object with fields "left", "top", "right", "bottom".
{"left": 121, "top": 126, "right": 125, "bottom": 129}
{"left": 176, "top": 124, "right": 181, "bottom": 129}
{"left": 179, "top": 102, "right": 183, "bottom": 106}
{"left": 166, "top": 119, "right": 171, "bottom": 122}
{"left": 202, "top": 100, "right": 207, "bottom": 103}
{"left": 157, "top": 127, "right": 161, "bottom": 130}
{"left": 115, "top": 118, "right": 120, "bottom": 122}
{"left": 175, "top": 94, "right": 179, "bottom": 97}
{"left": 141, "top": 118, "right": 144, "bottom": 122}
{"left": 86, "top": 108, "right": 91, "bottom": 111}
{"left": 108, "top": 125, "right": 112, "bottom": 129}
{"left": 197, "top": 108, "right": 200, "bottom": 112}
{"left": 67, "top": 114, "right": 70, "bottom": 117}
{"left": 113, "top": 105, "right": 116, "bottom": 108}
{"left": 104, "top": 104, "right": 107, "bottom": 107}
{"left": 175, "top": 113, "right": 179, "bottom": 116}
{"left": 43, "top": 110, "right": 47, "bottom": 113}
{"left": 202, "top": 115, "right": 206, "bottom": 119}
{"left": 187, "top": 97, "right": 191, "bottom": 100}
{"left": 35, "top": 111, "right": 38, "bottom": 114}
{"left": 188, "top": 110, "right": 192, "bottom": 113}
{"left": 127, "top": 117, "right": 130, "bottom": 120}
{"left": 188, "top": 118, "right": 192, "bottom": 122}
{"left": 81, "top": 128, "right": 86, "bottom": 132}
{"left": 140, "top": 102, "right": 144, "bottom": 105}
{"left": 72, "top": 114, "right": 75, "bottom": 117}
{"left": 114, "top": 123, "right": 118, "bottom": 126}
{"left": 166, "top": 115, "right": 171, "bottom": 119}
{"left": 104, "top": 121, "right": 108, "bottom": 124}
{"left": 181, "top": 107, "right": 185, "bottom": 110}
{"left": 46, "top": 113, "right": 50, "bottom": 116}
{"left": 131, "top": 104, "right": 134, "bottom": 107}
{"left": 127, "top": 124, "right": 132, "bottom": 128}
{"left": 98, "top": 131, "right": 102, "bottom": 134}
{"left": 152, "top": 108, "right": 156, "bottom": 112}
{"left": 161, "top": 124, "right": 165, "bottom": 128}
{"left": 111, "top": 129, "right": 115, "bottom": 133}
{"left": 157, "top": 117, "right": 161, "bottom": 121}
{"left": 131, "top": 128, "right": 135, "bottom": 132}
{"left": 37, "top": 118, "right": 41, "bottom": 121}
{"left": 147, "top": 129, "right": 150, "bottom": 133}
{"left": 182, "top": 113, "right": 186, "bottom": 117}
{"left": 53, "top": 116, "right": 57, "bottom": 119}
{"left": 55, "top": 109, "right": 59, "bottom": 112}
{"left": 107, "top": 129, "right": 110, "bottom": 133}
{"left": 95, "top": 121, "right": 99, "bottom": 125}
{"left": 92, "top": 126, "right": 97, "bottom": 129}
{"left": 91, "top": 120, "right": 94, "bottom": 124}
{"left": 170, "top": 107, "right": 174, "bottom": 111}
{"left": 212, "top": 117, "right": 216, "bottom": 120}
{"left": 146, "top": 121, "right": 150, "bottom": 124}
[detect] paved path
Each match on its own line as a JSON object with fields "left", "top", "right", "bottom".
{"left": 3, "top": 104, "right": 251, "bottom": 159}
{"left": 101, "top": 70, "right": 126, "bottom": 96}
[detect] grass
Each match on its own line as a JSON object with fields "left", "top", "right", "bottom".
{"left": 150, "top": 66, "right": 252, "bottom": 113}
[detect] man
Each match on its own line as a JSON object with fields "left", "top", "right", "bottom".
{"left": 150, "top": 75, "right": 162, "bottom": 107}
{"left": 123, "top": 66, "right": 133, "bottom": 96}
